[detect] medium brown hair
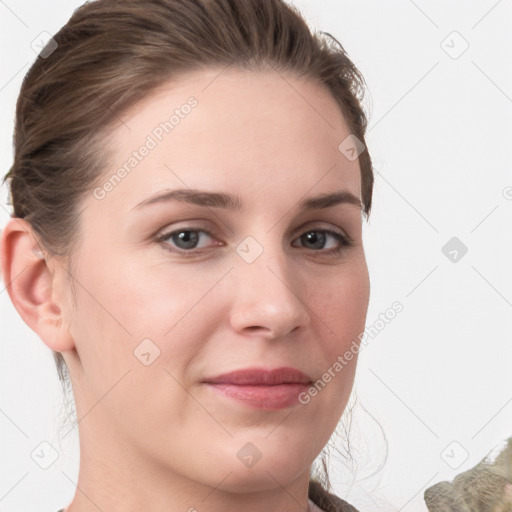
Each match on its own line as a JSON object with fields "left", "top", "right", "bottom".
{"left": 3, "top": 0, "right": 374, "bottom": 509}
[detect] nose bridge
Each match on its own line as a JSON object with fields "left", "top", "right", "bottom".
{"left": 229, "top": 229, "right": 310, "bottom": 337}
{"left": 236, "top": 227, "right": 292, "bottom": 291}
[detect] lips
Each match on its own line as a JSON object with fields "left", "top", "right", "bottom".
{"left": 202, "top": 366, "right": 313, "bottom": 386}
{"left": 203, "top": 366, "right": 314, "bottom": 410}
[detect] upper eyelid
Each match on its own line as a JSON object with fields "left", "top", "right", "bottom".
{"left": 157, "top": 217, "right": 351, "bottom": 236}
{"left": 157, "top": 224, "right": 352, "bottom": 246}
{"left": 158, "top": 222, "right": 349, "bottom": 236}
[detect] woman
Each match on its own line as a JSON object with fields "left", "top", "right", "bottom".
{"left": 0, "top": 0, "right": 374, "bottom": 510}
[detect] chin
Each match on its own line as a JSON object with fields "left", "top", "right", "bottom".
{"left": 217, "top": 467, "right": 303, "bottom": 495}
{"left": 205, "top": 447, "right": 311, "bottom": 494}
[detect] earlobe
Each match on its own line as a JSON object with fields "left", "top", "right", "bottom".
{"left": 0, "top": 217, "right": 75, "bottom": 353}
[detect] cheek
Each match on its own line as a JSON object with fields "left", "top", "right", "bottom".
{"left": 65, "top": 258, "right": 207, "bottom": 433}
{"left": 71, "top": 257, "right": 228, "bottom": 383}
{"left": 303, "top": 268, "right": 368, "bottom": 425}
{"left": 314, "top": 264, "right": 370, "bottom": 350}
{"left": 70, "top": 246, "right": 229, "bottom": 379}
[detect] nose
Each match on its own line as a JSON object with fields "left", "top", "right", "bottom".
{"left": 229, "top": 243, "right": 311, "bottom": 340}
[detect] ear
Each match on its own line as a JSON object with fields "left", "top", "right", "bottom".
{"left": 0, "top": 217, "right": 75, "bottom": 352}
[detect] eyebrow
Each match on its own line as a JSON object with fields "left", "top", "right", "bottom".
{"left": 132, "top": 188, "right": 362, "bottom": 212}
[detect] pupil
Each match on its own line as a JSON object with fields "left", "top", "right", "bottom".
{"left": 175, "top": 231, "right": 198, "bottom": 249}
{"left": 304, "top": 231, "right": 324, "bottom": 249}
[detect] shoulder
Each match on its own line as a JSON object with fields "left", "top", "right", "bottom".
{"left": 308, "top": 478, "right": 360, "bottom": 512}
{"left": 424, "top": 437, "right": 512, "bottom": 511}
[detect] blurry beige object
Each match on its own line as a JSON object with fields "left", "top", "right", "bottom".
{"left": 424, "top": 438, "right": 512, "bottom": 512}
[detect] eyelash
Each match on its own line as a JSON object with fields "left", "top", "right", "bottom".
{"left": 155, "top": 225, "right": 353, "bottom": 257}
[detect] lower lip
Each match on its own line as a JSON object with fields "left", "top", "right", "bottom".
{"left": 205, "top": 383, "right": 311, "bottom": 410}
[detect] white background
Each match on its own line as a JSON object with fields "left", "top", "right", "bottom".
{"left": 1, "top": 1, "right": 511, "bottom": 511}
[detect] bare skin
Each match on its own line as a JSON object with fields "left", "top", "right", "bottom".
{"left": 1, "top": 66, "right": 370, "bottom": 512}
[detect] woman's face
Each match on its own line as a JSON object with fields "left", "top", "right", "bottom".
{"left": 61, "top": 67, "right": 370, "bottom": 494}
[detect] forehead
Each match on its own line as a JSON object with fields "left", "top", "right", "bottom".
{"left": 90, "top": 67, "right": 362, "bottom": 216}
